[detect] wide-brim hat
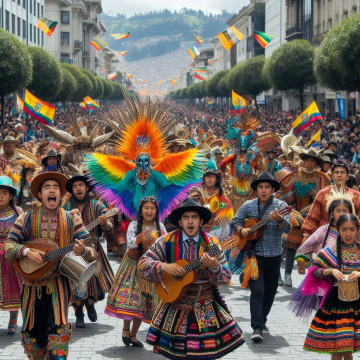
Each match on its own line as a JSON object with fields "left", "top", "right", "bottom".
{"left": 0, "top": 135, "right": 20, "bottom": 146}
{"left": 30, "top": 172, "right": 68, "bottom": 202}
{"left": 322, "top": 149, "right": 338, "bottom": 161}
{"left": 170, "top": 198, "right": 212, "bottom": 226}
{"left": 0, "top": 176, "right": 17, "bottom": 196}
{"left": 250, "top": 171, "right": 280, "bottom": 192}
{"left": 299, "top": 149, "right": 323, "bottom": 166}
{"left": 41, "top": 149, "right": 62, "bottom": 166}
{"left": 327, "top": 140, "right": 337, "bottom": 146}
{"left": 321, "top": 155, "right": 332, "bottom": 164}
{"left": 66, "top": 173, "right": 93, "bottom": 194}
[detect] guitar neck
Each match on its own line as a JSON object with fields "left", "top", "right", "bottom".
{"left": 250, "top": 219, "right": 270, "bottom": 233}
{"left": 183, "top": 246, "right": 221, "bottom": 274}
{"left": 85, "top": 208, "right": 118, "bottom": 232}
{"left": 42, "top": 237, "right": 93, "bottom": 262}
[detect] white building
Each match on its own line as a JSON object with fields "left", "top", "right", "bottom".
{"left": 1, "top": 0, "right": 46, "bottom": 46}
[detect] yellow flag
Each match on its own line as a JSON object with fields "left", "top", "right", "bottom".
{"left": 306, "top": 129, "right": 321, "bottom": 148}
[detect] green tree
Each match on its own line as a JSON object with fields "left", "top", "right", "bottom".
{"left": 314, "top": 14, "right": 360, "bottom": 92}
{"left": 80, "top": 69, "right": 97, "bottom": 98}
{"left": 110, "top": 82, "right": 124, "bottom": 100}
{"left": 173, "top": 89, "right": 182, "bottom": 99}
{"left": 206, "top": 70, "right": 228, "bottom": 98}
{"left": 0, "top": 29, "right": 33, "bottom": 123}
{"left": 228, "top": 56, "right": 270, "bottom": 113}
{"left": 199, "top": 81, "right": 207, "bottom": 98}
{"left": 193, "top": 82, "right": 202, "bottom": 99}
{"left": 56, "top": 68, "right": 77, "bottom": 102}
{"left": 61, "top": 64, "right": 93, "bottom": 102}
{"left": 187, "top": 84, "right": 197, "bottom": 99}
{"left": 27, "top": 46, "right": 63, "bottom": 102}
{"left": 218, "top": 72, "right": 231, "bottom": 97}
{"left": 265, "top": 40, "right": 316, "bottom": 110}
{"left": 93, "top": 77, "right": 104, "bottom": 99}
{"left": 101, "top": 79, "right": 113, "bottom": 99}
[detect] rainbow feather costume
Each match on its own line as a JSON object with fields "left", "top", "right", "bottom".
{"left": 86, "top": 91, "right": 205, "bottom": 220}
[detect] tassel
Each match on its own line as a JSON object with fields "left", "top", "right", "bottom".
{"left": 250, "top": 256, "right": 259, "bottom": 281}
{"left": 240, "top": 255, "right": 259, "bottom": 288}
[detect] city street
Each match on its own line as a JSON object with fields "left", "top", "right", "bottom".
{"left": 0, "top": 251, "right": 329, "bottom": 360}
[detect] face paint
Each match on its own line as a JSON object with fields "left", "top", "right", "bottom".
{"left": 135, "top": 153, "right": 151, "bottom": 186}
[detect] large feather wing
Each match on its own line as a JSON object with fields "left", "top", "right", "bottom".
{"left": 256, "top": 132, "right": 281, "bottom": 152}
{"left": 41, "top": 124, "right": 76, "bottom": 145}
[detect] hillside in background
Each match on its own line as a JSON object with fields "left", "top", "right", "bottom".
{"left": 100, "top": 8, "right": 232, "bottom": 62}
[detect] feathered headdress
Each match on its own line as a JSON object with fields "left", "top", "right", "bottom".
{"left": 325, "top": 186, "right": 355, "bottom": 214}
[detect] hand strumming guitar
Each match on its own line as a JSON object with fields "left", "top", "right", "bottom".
{"left": 98, "top": 214, "right": 107, "bottom": 226}
{"left": 269, "top": 209, "right": 284, "bottom": 223}
{"left": 163, "top": 263, "right": 186, "bottom": 277}
{"left": 26, "top": 249, "right": 44, "bottom": 265}
{"left": 237, "top": 226, "right": 252, "bottom": 238}
{"left": 73, "top": 239, "right": 85, "bottom": 256}
{"left": 201, "top": 253, "right": 220, "bottom": 270}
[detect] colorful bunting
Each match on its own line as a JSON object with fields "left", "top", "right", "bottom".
{"left": 187, "top": 46, "right": 200, "bottom": 60}
{"left": 115, "top": 51, "right": 128, "bottom": 56}
{"left": 23, "top": 89, "right": 55, "bottom": 125}
{"left": 253, "top": 30, "right": 274, "bottom": 48}
{"left": 194, "top": 33, "right": 204, "bottom": 45}
{"left": 37, "top": 16, "right": 58, "bottom": 36}
{"left": 174, "top": 76, "right": 181, "bottom": 79}
{"left": 194, "top": 73, "right": 206, "bottom": 81}
{"left": 107, "top": 72, "right": 118, "bottom": 81}
{"left": 90, "top": 35, "right": 107, "bottom": 50}
{"left": 83, "top": 96, "right": 100, "bottom": 110}
{"left": 100, "top": 68, "right": 108, "bottom": 74}
{"left": 208, "top": 58, "right": 218, "bottom": 64}
{"left": 170, "top": 79, "right": 177, "bottom": 86}
{"left": 110, "top": 32, "right": 130, "bottom": 40}
{"left": 193, "top": 67, "right": 207, "bottom": 73}
{"left": 218, "top": 26, "right": 244, "bottom": 50}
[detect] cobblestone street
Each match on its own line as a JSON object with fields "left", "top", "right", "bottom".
{"left": 0, "top": 248, "right": 329, "bottom": 360}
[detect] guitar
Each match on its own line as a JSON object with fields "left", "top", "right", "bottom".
{"left": 13, "top": 207, "right": 119, "bottom": 281}
{"left": 155, "top": 236, "right": 239, "bottom": 304}
{"left": 233, "top": 206, "right": 292, "bottom": 251}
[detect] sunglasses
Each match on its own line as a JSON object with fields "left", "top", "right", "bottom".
{"left": 140, "top": 197, "right": 158, "bottom": 205}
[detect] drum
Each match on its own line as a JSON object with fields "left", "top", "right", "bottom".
{"left": 338, "top": 277, "right": 359, "bottom": 302}
{"left": 59, "top": 251, "right": 97, "bottom": 287}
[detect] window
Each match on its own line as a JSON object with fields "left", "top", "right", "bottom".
{"left": 34, "top": 0, "right": 36, "bottom": 16}
{"left": 34, "top": 25, "right": 36, "bottom": 43}
{"left": 23, "top": 20, "right": 26, "bottom": 39}
{"left": 37, "top": 3, "right": 39, "bottom": 18}
{"left": 61, "top": 11, "right": 70, "bottom": 24}
{"left": 41, "top": 5, "right": 43, "bottom": 16}
{"left": 12, "top": 14, "right": 15, "bottom": 34}
{"left": 61, "top": 53, "right": 70, "bottom": 63}
{"left": 41, "top": 32, "right": 44, "bottom": 46}
{"left": 29, "top": 24, "right": 32, "bottom": 41}
{"left": 18, "top": 0, "right": 20, "bottom": 5}
{"left": 23, "top": 0, "right": 26, "bottom": 8}
{"left": 5, "top": 11, "right": 10, "bottom": 31}
{"left": 37, "top": 28, "right": 40, "bottom": 44}
{"left": 30, "top": 0, "right": 32, "bottom": 13}
{"left": 17, "top": 17, "right": 21, "bottom": 36}
{"left": 61, "top": 32, "right": 70, "bottom": 46}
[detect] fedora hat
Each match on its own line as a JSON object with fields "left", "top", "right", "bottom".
{"left": 0, "top": 176, "right": 17, "bottom": 196}
{"left": 169, "top": 198, "right": 212, "bottom": 226}
{"left": 250, "top": 172, "right": 280, "bottom": 192}
{"left": 41, "top": 149, "right": 62, "bottom": 166}
{"left": 321, "top": 155, "right": 332, "bottom": 163}
{"left": 299, "top": 148, "right": 323, "bottom": 166}
{"left": 322, "top": 149, "right": 338, "bottom": 161}
{"left": 66, "top": 173, "right": 93, "bottom": 194}
{"left": 30, "top": 172, "right": 68, "bottom": 202}
{"left": 0, "top": 135, "right": 20, "bottom": 146}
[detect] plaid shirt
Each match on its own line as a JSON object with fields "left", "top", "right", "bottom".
{"left": 230, "top": 196, "right": 291, "bottom": 257}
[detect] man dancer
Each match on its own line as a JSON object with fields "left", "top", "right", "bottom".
{"left": 138, "top": 198, "right": 244, "bottom": 360}
{"left": 265, "top": 147, "right": 282, "bottom": 176}
{"left": 63, "top": 173, "right": 114, "bottom": 328}
{"left": 4, "top": 172, "right": 96, "bottom": 360}
{"left": 230, "top": 172, "right": 291, "bottom": 342}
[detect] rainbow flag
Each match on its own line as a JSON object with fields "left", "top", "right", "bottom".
{"left": 90, "top": 35, "right": 107, "bottom": 50}
{"left": 232, "top": 90, "right": 246, "bottom": 114}
{"left": 170, "top": 79, "right": 177, "bottom": 86}
{"left": 187, "top": 46, "right": 200, "bottom": 60}
{"left": 253, "top": 30, "right": 274, "bottom": 48}
{"left": 83, "top": 96, "right": 100, "bottom": 110}
{"left": 218, "top": 26, "right": 244, "bottom": 50}
{"left": 37, "top": 16, "right": 58, "bottom": 36}
{"left": 23, "top": 89, "right": 55, "bottom": 125}
{"left": 193, "top": 67, "right": 206, "bottom": 73}
{"left": 107, "top": 72, "right": 118, "bottom": 81}
{"left": 292, "top": 101, "right": 322, "bottom": 135}
{"left": 100, "top": 68, "right": 107, "bottom": 74}
{"left": 110, "top": 32, "right": 130, "bottom": 40}
{"left": 79, "top": 102, "right": 86, "bottom": 110}
{"left": 115, "top": 51, "right": 128, "bottom": 56}
{"left": 306, "top": 129, "right": 322, "bottom": 148}
{"left": 194, "top": 73, "right": 206, "bottom": 81}
{"left": 194, "top": 33, "right": 204, "bottom": 45}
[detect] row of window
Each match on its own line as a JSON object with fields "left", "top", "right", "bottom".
{"left": 4, "top": 10, "right": 43, "bottom": 45}
{"left": 11, "top": 0, "right": 43, "bottom": 18}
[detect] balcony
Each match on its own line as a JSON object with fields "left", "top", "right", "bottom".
{"left": 71, "top": 0, "right": 87, "bottom": 16}
{"left": 285, "top": 25, "right": 302, "bottom": 41}
{"left": 74, "top": 40, "right": 82, "bottom": 53}
{"left": 82, "top": 51, "right": 90, "bottom": 58}
{"left": 82, "top": 16, "right": 101, "bottom": 33}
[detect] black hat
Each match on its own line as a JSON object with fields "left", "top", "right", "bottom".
{"left": 327, "top": 140, "right": 337, "bottom": 147}
{"left": 66, "top": 173, "right": 93, "bottom": 194}
{"left": 250, "top": 172, "right": 280, "bottom": 192}
{"left": 322, "top": 149, "right": 338, "bottom": 161}
{"left": 266, "top": 146, "right": 277, "bottom": 154}
{"left": 169, "top": 198, "right": 212, "bottom": 226}
{"left": 41, "top": 149, "right": 62, "bottom": 166}
{"left": 299, "top": 148, "right": 324, "bottom": 166}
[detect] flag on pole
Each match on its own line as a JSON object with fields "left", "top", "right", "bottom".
{"left": 232, "top": 90, "right": 246, "bottom": 114}
{"left": 83, "top": 96, "right": 100, "bottom": 110}
{"left": 90, "top": 35, "right": 107, "bottom": 50}
{"left": 218, "top": 26, "right": 244, "bottom": 50}
{"left": 23, "top": 89, "right": 55, "bottom": 125}
{"left": 187, "top": 46, "right": 200, "bottom": 60}
{"left": 306, "top": 129, "right": 322, "bottom": 148}
{"left": 107, "top": 72, "right": 118, "bottom": 81}
{"left": 194, "top": 73, "right": 206, "bottom": 81}
{"left": 252, "top": 30, "right": 275, "bottom": 48}
{"left": 110, "top": 32, "right": 130, "bottom": 40}
{"left": 292, "top": 101, "right": 322, "bottom": 135}
{"left": 79, "top": 102, "right": 86, "bottom": 110}
{"left": 194, "top": 33, "right": 204, "bottom": 45}
{"left": 37, "top": 16, "right": 58, "bottom": 36}
{"left": 10, "top": 94, "right": 24, "bottom": 117}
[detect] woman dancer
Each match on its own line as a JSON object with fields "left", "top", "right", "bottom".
{"left": 303, "top": 213, "right": 360, "bottom": 359}
{"left": 0, "top": 176, "right": 23, "bottom": 334}
{"left": 105, "top": 197, "right": 166, "bottom": 347}
{"left": 296, "top": 195, "right": 354, "bottom": 274}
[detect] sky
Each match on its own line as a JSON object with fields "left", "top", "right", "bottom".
{"left": 102, "top": 0, "right": 249, "bottom": 17}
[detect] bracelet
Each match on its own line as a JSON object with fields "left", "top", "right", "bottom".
{"left": 323, "top": 268, "right": 332, "bottom": 276}
{"left": 81, "top": 248, "right": 87, "bottom": 257}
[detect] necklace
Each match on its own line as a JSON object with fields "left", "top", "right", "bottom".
{"left": 341, "top": 241, "right": 358, "bottom": 249}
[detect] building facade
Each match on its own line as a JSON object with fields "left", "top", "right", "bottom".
{"left": 1, "top": 0, "right": 46, "bottom": 47}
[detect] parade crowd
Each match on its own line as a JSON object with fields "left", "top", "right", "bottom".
{"left": 0, "top": 93, "right": 360, "bottom": 360}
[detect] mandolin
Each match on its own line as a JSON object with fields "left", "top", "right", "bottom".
{"left": 233, "top": 206, "right": 292, "bottom": 251}
{"left": 12, "top": 207, "right": 119, "bottom": 281}
{"left": 155, "top": 235, "right": 239, "bottom": 304}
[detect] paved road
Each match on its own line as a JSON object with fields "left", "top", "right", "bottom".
{"left": 0, "top": 249, "right": 329, "bottom": 360}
